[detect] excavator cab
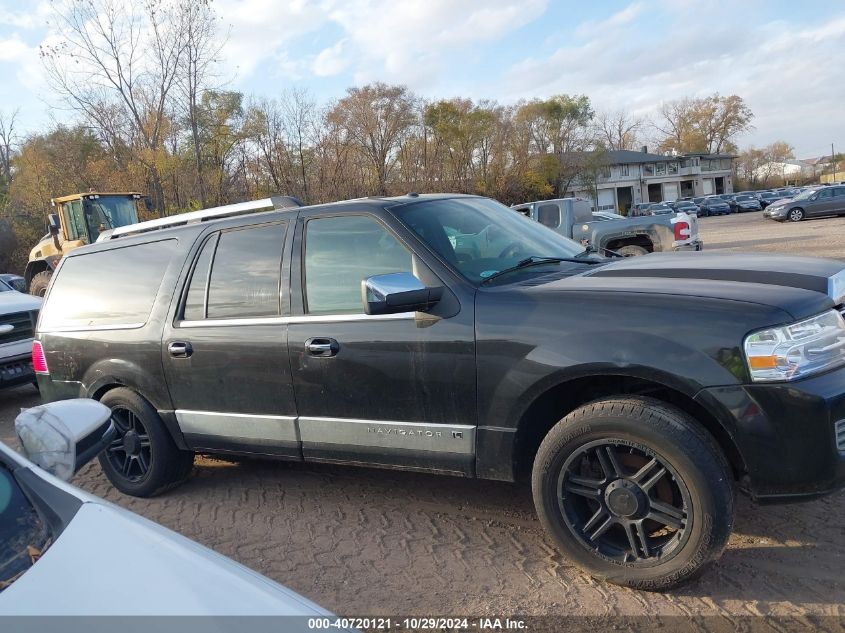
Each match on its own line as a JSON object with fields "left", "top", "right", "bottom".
{"left": 25, "top": 192, "right": 146, "bottom": 296}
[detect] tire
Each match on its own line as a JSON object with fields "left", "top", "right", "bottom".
{"left": 788, "top": 208, "right": 804, "bottom": 222}
{"left": 615, "top": 245, "right": 649, "bottom": 257}
{"left": 98, "top": 387, "right": 194, "bottom": 497}
{"left": 29, "top": 270, "right": 52, "bottom": 297}
{"left": 531, "top": 396, "right": 734, "bottom": 591}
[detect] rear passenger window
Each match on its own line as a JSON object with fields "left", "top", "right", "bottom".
{"left": 537, "top": 204, "right": 561, "bottom": 228}
{"left": 304, "top": 215, "right": 412, "bottom": 314}
{"left": 183, "top": 236, "right": 216, "bottom": 320}
{"left": 186, "top": 222, "right": 286, "bottom": 320}
{"left": 41, "top": 240, "right": 177, "bottom": 330}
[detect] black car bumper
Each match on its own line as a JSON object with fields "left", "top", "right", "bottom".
{"left": 0, "top": 352, "right": 36, "bottom": 390}
{"left": 696, "top": 365, "right": 845, "bottom": 503}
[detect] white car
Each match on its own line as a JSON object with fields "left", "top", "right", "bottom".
{"left": 0, "top": 399, "right": 352, "bottom": 626}
{"left": 0, "top": 278, "right": 41, "bottom": 391}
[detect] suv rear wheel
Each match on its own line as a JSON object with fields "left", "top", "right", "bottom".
{"left": 531, "top": 396, "right": 733, "bottom": 591}
{"left": 99, "top": 388, "right": 194, "bottom": 497}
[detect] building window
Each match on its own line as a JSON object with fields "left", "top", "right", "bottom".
{"left": 599, "top": 166, "right": 610, "bottom": 179}
{"left": 668, "top": 162, "right": 679, "bottom": 174}
{"left": 655, "top": 163, "right": 666, "bottom": 176}
{"left": 620, "top": 164, "right": 629, "bottom": 177}
{"left": 721, "top": 159, "right": 731, "bottom": 170}
{"left": 643, "top": 163, "right": 655, "bottom": 177}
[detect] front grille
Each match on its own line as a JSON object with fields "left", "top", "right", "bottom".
{"left": 836, "top": 420, "right": 845, "bottom": 453}
{"left": 0, "top": 310, "right": 37, "bottom": 345}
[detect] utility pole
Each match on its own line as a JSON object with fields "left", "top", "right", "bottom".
{"left": 834, "top": 143, "right": 837, "bottom": 183}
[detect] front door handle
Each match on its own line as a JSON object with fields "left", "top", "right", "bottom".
{"left": 168, "top": 341, "right": 193, "bottom": 358}
{"left": 305, "top": 337, "right": 339, "bottom": 357}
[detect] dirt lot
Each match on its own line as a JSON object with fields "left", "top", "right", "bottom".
{"left": 2, "top": 211, "right": 844, "bottom": 620}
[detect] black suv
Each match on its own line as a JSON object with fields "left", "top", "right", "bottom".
{"left": 34, "top": 194, "right": 845, "bottom": 590}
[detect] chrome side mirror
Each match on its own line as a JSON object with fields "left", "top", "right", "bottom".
{"left": 15, "top": 400, "right": 115, "bottom": 481}
{"left": 362, "top": 272, "right": 443, "bottom": 315}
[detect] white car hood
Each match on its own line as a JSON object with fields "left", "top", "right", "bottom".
{"left": 0, "top": 497, "right": 329, "bottom": 616}
{"left": 0, "top": 291, "right": 41, "bottom": 313}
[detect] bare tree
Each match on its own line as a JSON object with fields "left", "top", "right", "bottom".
{"left": 0, "top": 108, "right": 18, "bottom": 190}
{"left": 41, "top": 0, "right": 192, "bottom": 212}
{"left": 280, "top": 88, "right": 316, "bottom": 201}
{"left": 178, "top": 0, "right": 224, "bottom": 207}
{"left": 594, "top": 109, "right": 643, "bottom": 151}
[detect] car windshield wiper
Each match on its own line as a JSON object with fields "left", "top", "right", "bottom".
{"left": 480, "top": 255, "right": 601, "bottom": 285}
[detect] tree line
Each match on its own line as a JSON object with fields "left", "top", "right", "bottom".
{"left": 0, "top": 0, "right": 762, "bottom": 273}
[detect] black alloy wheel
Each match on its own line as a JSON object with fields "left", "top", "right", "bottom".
{"left": 105, "top": 406, "right": 153, "bottom": 483}
{"left": 557, "top": 439, "right": 690, "bottom": 565}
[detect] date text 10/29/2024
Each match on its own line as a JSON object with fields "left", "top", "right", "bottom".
{"left": 308, "top": 617, "right": 527, "bottom": 630}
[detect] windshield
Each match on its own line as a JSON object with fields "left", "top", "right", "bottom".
{"left": 793, "top": 189, "right": 816, "bottom": 200}
{"left": 735, "top": 195, "right": 754, "bottom": 201}
{"left": 392, "top": 197, "right": 586, "bottom": 284}
{"left": 0, "top": 464, "right": 51, "bottom": 592}
{"left": 86, "top": 196, "right": 140, "bottom": 229}
{"left": 0, "top": 280, "right": 10, "bottom": 292}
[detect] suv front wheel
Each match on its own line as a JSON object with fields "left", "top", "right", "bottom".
{"left": 531, "top": 396, "right": 733, "bottom": 590}
{"left": 99, "top": 387, "right": 194, "bottom": 497}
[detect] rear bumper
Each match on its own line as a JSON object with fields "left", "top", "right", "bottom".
{"left": 674, "top": 239, "right": 703, "bottom": 252}
{"left": 0, "top": 352, "right": 35, "bottom": 389}
{"left": 696, "top": 365, "right": 845, "bottom": 503}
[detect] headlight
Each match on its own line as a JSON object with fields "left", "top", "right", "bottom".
{"left": 744, "top": 310, "right": 845, "bottom": 381}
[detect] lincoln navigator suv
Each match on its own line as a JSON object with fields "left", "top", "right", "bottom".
{"left": 33, "top": 194, "right": 845, "bottom": 590}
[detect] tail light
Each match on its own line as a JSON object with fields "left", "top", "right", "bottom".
{"left": 674, "top": 221, "right": 690, "bottom": 241}
{"left": 32, "top": 340, "right": 49, "bottom": 374}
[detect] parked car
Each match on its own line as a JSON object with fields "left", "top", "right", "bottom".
{"left": 731, "top": 194, "right": 763, "bottom": 212}
{"left": 715, "top": 194, "right": 739, "bottom": 213}
{"left": 758, "top": 191, "right": 789, "bottom": 208}
{"left": 697, "top": 197, "right": 732, "bottom": 216}
{"left": 670, "top": 200, "right": 700, "bottom": 214}
{"left": 0, "top": 274, "right": 26, "bottom": 293}
{"left": 513, "top": 197, "right": 701, "bottom": 256}
{"left": 764, "top": 185, "right": 845, "bottom": 222}
{"left": 628, "top": 202, "right": 653, "bottom": 217}
{"left": 33, "top": 193, "right": 845, "bottom": 590}
{"left": 0, "top": 279, "right": 40, "bottom": 391}
{"left": 646, "top": 203, "right": 674, "bottom": 215}
{"left": 0, "top": 399, "right": 349, "bottom": 621}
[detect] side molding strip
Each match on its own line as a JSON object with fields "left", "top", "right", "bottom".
{"left": 298, "top": 416, "right": 475, "bottom": 455}
{"left": 175, "top": 410, "right": 299, "bottom": 445}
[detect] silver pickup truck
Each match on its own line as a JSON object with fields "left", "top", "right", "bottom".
{"left": 512, "top": 197, "right": 703, "bottom": 256}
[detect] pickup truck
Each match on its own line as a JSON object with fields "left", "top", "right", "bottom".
{"left": 512, "top": 197, "right": 702, "bottom": 256}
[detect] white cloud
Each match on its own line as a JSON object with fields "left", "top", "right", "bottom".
{"left": 0, "top": 34, "right": 31, "bottom": 61}
{"left": 503, "top": 7, "right": 845, "bottom": 156}
{"left": 215, "top": 0, "right": 328, "bottom": 79}
{"left": 314, "top": 39, "right": 349, "bottom": 77}
{"left": 323, "top": 0, "right": 549, "bottom": 87}
{"left": 575, "top": 2, "right": 645, "bottom": 38}
{"left": 0, "top": 2, "right": 51, "bottom": 30}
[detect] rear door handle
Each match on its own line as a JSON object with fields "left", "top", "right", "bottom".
{"left": 305, "top": 337, "right": 339, "bottom": 357}
{"left": 168, "top": 341, "right": 193, "bottom": 358}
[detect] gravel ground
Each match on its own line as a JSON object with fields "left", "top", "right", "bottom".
{"left": 1, "top": 210, "right": 844, "bottom": 622}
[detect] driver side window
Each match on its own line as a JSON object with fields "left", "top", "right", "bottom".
{"left": 304, "top": 215, "right": 413, "bottom": 315}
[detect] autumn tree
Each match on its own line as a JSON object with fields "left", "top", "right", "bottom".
{"left": 326, "top": 83, "right": 418, "bottom": 195}
{"left": 734, "top": 141, "right": 794, "bottom": 188}
{"left": 514, "top": 95, "right": 594, "bottom": 195}
{"left": 654, "top": 94, "right": 753, "bottom": 154}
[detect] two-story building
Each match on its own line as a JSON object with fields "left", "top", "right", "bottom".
{"left": 563, "top": 148, "right": 736, "bottom": 214}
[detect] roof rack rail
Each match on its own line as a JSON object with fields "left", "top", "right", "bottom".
{"left": 99, "top": 195, "right": 303, "bottom": 241}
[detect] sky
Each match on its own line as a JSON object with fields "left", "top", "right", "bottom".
{"left": 0, "top": 0, "right": 842, "bottom": 158}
